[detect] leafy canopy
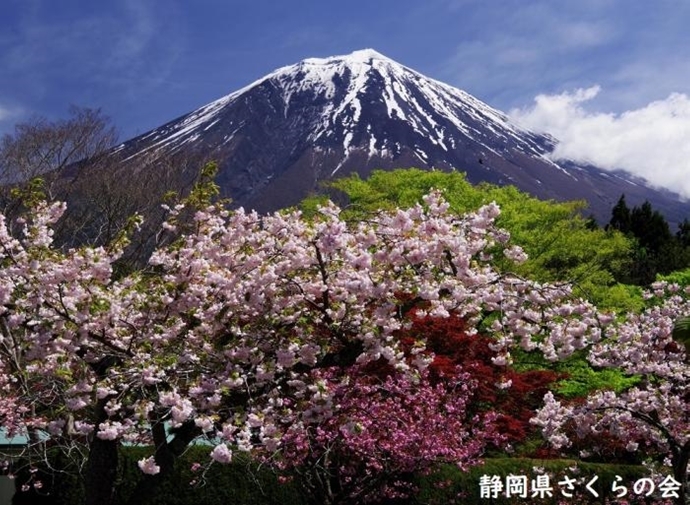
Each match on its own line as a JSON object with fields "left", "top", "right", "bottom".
{"left": 305, "top": 168, "right": 638, "bottom": 310}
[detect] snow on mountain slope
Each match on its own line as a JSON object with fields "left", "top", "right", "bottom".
{"left": 122, "top": 49, "right": 549, "bottom": 160}
{"left": 115, "top": 49, "right": 689, "bottom": 223}
{"left": 272, "top": 49, "right": 543, "bottom": 156}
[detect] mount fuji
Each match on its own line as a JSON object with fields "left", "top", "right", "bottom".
{"left": 115, "top": 49, "right": 689, "bottom": 223}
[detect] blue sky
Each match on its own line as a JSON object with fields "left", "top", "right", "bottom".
{"left": 2, "top": 0, "right": 690, "bottom": 194}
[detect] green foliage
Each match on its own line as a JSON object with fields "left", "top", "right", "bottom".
{"left": 608, "top": 195, "right": 690, "bottom": 285}
{"left": 677, "top": 218, "right": 690, "bottom": 248}
{"left": 511, "top": 348, "right": 640, "bottom": 400}
{"left": 317, "top": 168, "right": 637, "bottom": 309}
{"left": 658, "top": 267, "right": 690, "bottom": 286}
{"left": 630, "top": 201, "right": 673, "bottom": 253}
{"left": 578, "top": 283, "right": 644, "bottom": 314}
{"left": 185, "top": 161, "right": 223, "bottom": 208}
{"left": 297, "top": 194, "right": 331, "bottom": 217}
{"left": 9, "top": 177, "right": 47, "bottom": 207}
{"left": 671, "top": 315, "right": 690, "bottom": 351}
{"left": 552, "top": 356, "right": 641, "bottom": 398}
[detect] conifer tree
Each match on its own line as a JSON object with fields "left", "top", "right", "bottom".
{"left": 608, "top": 194, "right": 632, "bottom": 234}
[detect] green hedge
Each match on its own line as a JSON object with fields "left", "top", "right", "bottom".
{"left": 112, "top": 446, "right": 305, "bottom": 505}
{"left": 15, "top": 446, "right": 305, "bottom": 505}
{"left": 14, "top": 449, "right": 653, "bottom": 505}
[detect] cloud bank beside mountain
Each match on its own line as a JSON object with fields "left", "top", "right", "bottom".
{"left": 510, "top": 87, "right": 690, "bottom": 199}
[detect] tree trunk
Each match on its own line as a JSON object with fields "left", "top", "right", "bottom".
{"left": 124, "top": 421, "right": 200, "bottom": 505}
{"left": 83, "top": 437, "right": 118, "bottom": 505}
{"left": 672, "top": 443, "right": 689, "bottom": 505}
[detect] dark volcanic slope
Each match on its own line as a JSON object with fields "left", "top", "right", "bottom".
{"left": 115, "top": 49, "right": 689, "bottom": 223}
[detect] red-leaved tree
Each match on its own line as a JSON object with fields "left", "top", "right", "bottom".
{"left": 402, "top": 310, "right": 562, "bottom": 445}
{"left": 270, "top": 308, "right": 563, "bottom": 504}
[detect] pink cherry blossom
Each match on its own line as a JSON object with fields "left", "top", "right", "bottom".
{"left": 137, "top": 456, "right": 160, "bottom": 475}
{"left": 532, "top": 281, "right": 689, "bottom": 504}
{"left": 210, "top": 444, "right": 233, "bottom": 464}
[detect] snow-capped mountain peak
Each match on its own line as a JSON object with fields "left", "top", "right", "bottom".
{"left": 126, "top": 49, "right": 548, "bottom": 164}
{"left": 259, "top": 50, "right": 551, "bottom": 170}
{"left": 116, "top": 49, "right": 689, "bottom": 223}
{"left": 301, "top": 48, "right": 391, "bottom": 65}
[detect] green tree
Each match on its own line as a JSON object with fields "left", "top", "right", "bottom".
{"left": 607, "top": 194, "right": 632, "bottom": 234}
{"left": 630, "top": 201, "right": 672, "bottom": 254}
{"left": 308, "top": 168, "right": 637, "bottom": 310}
{"left": 610, "top": 198, "right": 689, "bottom": 285}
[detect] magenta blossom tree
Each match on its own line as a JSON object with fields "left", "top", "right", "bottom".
{"left": 272, "top": 363, "right": 503, "bottom": 505}
{"left": 0, "top": 183, "right": 610, "bottom": 505}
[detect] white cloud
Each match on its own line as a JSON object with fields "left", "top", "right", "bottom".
{"left": 510, "top": 87, "right": 690, "bottom": 198}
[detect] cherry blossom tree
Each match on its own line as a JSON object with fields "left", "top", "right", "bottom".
{"left": 0, "top": 179, "right": 610, "bottom": 505}
{"left": 532, "top": 281, "right": 690, "bottom": 504}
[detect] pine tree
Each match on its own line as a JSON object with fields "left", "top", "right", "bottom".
{"left": 630, "top": 200, "right": 673, "bottom": 254}
{"left": 609, "top": 197, "right": 687, "bottom": 285}
{"left": 608, "top": 194, "right": 631, "bottom": 233}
